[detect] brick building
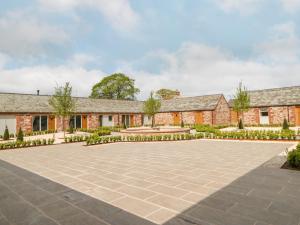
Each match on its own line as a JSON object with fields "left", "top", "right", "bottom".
{"left": 0, "top": 93, "right": 230, "bottom": 134}
{"left": 229, "top": 86, "right": 300, "bottom": 126}
{"left": 0, "top": 85, "right": 299, "bottom": 134}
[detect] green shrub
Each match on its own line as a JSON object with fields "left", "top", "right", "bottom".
{"left": 17, "top": 128, "right": 24, "bottom": 142}
{"left": 0, "top": 138, "right": 54, "bottom": 150}
{"left": 287, "top": 145, "right": 300, "bottom": 168}
{"left": 181, "top": 120, "right": 184, "bottom": 128}
{"left": 282, "top": 118, "right": 289, "bottom": 130}
{"left": 238, "top": 119, "right": 244, "bottom": 129}
{"left": 195, "top": 125, "right": 218, "bottom": 133}
{"left": 3, "top": 126, "right": 9, "bottom": 140}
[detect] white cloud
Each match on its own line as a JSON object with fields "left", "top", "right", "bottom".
{"left": 37, "top": 0, "right": 139, "bottom": 32}
{"left": 0, "top": 10, "right": 69, "bottom": 57}
{"left": 0, "top": 65, "right": 104, "bottom": 97}
{"left": 119, "top": 42, "right": 300, "bottom": 99}
{"left": 255, "top": 22, "right": 300, "bottom": 63}
{"left": 215, "top": 0, "right": 263, "bottom": 14}
{"left": 281, "top": 0, "right": 300, "bottom": 13}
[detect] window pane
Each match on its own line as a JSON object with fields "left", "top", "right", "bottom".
{"left": 41, "top": 116, "right": 48, "bottom": 131}
{"left": 69, "top": 116, "right": 75, "bottom": 129}
{"left": 108, "top": 115, "right": 112, "bottom": 121}
{"left": 76, "top": 115, "right": 81, "bottom": 128}
{"left": 261, "top": 112, "right": 268, "bottom": 117}
{"left": 32, "top": 116, "right": 40, "bottom": 131}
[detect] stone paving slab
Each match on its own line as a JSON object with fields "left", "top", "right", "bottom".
{"left": 0, "top": 140, "right": 297, "bottom": 225}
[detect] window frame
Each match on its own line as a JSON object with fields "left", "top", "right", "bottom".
{"left": 32, "top": 115, "right": 48, "bottom": 132}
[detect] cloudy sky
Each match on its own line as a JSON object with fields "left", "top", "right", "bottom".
{"left": 1, "top": 0, "right": 300, "bottom": 99}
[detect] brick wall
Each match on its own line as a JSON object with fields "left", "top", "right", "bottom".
{"left": 16, "top": 114, "right": 32, "bottom": 133}
{"left": 242, "top": 108, "right": 260, "bottom": 125}
{"left": 155, "top": 112, "right": 174, "bottom": 125}
{"left": 203, "top": 111, "right": 213, "bottom": 125}
{"left": 269, "top": 106, "right": 295, "bottom": 125}
{"left": 213, "top": 96, "right": 230, "bottom": 125}
{"left": 88, "top": 114, "right": 99, "bottom": 129}
{"left": 133, "top": 114, "right": 142, "bottom": 126}
{"left": 182, "top": 112, "right": 195, "bottom": 124}
{"left": 113, "top": 114, "right": 120, "bottom": 126}
{"left": 56, "top": 116, "right": 69, "bottom": 131}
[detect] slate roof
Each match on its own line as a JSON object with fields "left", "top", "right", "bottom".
{"left": 0, "top": 92, "right": 223, "bottom": 113}
{"left": 0, "top": 93, "right": 143, "bottom": 113}
{"left": 160, "top": 94, "right": 223, "bottom": 112}
{"left": 228, "top": 86, "right": 300, "bottom": 108}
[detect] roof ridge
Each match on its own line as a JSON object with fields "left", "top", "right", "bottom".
{"left": 247, "top": 85, "right": 300, "bottom": 93}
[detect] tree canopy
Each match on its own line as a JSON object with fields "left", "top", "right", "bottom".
{"left": 233, "top": 82, "right": 250, "bottom": 128}
{"left": 143, "top": 92, "right": 161, "bottom": 127}
{"left": 156, "top": 88, "right": 179, "bottom": 100}
{"left": 90, "top": 73, "right": 140, "bottom": 100}
{"left": 49, "top": 82, "right": 75, "bottom": 137}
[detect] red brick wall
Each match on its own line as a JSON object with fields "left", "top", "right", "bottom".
{"left": 134, "top": 114, "right": 142, "bottom": 126}
{"left": 88, "top": 114, "right": 99, "bottom": 129}
{"left": 241, "top": 108, "right": 260, "bottom": 125}
{"left": 16, "top": 115, "right": 32, "bottom": 133}
{"left": 155, "top": 112, "right": 175, "bottom": 125}
{"left": 182, "top": 112, "right": 195, "bottom": 124}
{"left": 113, "top": 114, "right": 120, "bottom": 126}
{"left": 213, "top": 96, "right": 230, "bottom": 125}
{"left": 203, "top": 111, "right": 213, "bottom": 125}
{"left": 269, "top": 106, "right": 295, "bottom": 125}
{"left": 56, "top": 116, "right": 69, "bottom": 131}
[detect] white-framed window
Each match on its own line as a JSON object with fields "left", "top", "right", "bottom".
{"left": 260, "top": 108, "right": 269, "bottom": 125}
{"left": 69, "top": 115, "right": 82, "bottom": 129}
{"left": 32, "top": 115, "right": 48, "bottom": 131}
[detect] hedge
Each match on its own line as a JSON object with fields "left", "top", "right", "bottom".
{"left": 86, "top": 133, "right": 205, "bottom": 146}
{"left": 0, "top": 138, "right": 55, "bottom": 150}
{"left": 287, "top": 144, "right": 300, "bottom": 168}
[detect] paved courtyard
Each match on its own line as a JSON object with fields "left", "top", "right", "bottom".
{"left": 0, "top": 140, "right": 299, "bottom": 225}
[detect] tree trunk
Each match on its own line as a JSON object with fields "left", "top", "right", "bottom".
{"left": 63, "top": 116, "right": 65, "bottom": 139}
{"left": 152, "top": 115, "right": 155, "bottom": 128}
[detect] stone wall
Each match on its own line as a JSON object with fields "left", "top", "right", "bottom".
{"left": 241, "top": 108, "right": 260, "bottom": 125}
{"left": 87, "top": 114, "right": 99, "bottom": 129}
{"left": 155, "top": 112, "right": 175, "bottom": 125}
{"left": 16, "top": 115, "right": 32, "bottom": 133}
{"left": 213, "top": 96, "right": 230, "bottom": 125}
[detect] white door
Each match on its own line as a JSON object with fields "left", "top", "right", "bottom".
{"left": 0, "top": 115, "right": 16, "bottom": 135}
{"left": 260, "top": 110, "right": 269, "bottom": 125}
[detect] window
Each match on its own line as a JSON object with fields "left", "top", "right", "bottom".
{"left": 261, "top": 111, "right": 269, "bottom": 117}
{"left": 108, "top": 115, "right": 113, "bottom": 122}
{"left": 99, "top": 115, "right": 103, "bottom": 127}
{"left": 32, "top": 115, "right": 48, "bottom": 131}
{"left": 69, "top": 115, "right": 82, "bottom": 129}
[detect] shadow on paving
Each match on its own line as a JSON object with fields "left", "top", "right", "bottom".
{"left": 0, "top": 156, "right": 300, "bottom": 225}
{"left": 163, "top": 156, "right": 300, "bottom": 225}
{"left": 0, "top": 159, "right": 156, "bottom": 225}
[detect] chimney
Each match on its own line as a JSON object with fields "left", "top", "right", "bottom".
{"left": 37, "top": 90, "right": 40, "bottom": 95}
{"left": 175, "top": 90, "right": 180, "bottom": 96}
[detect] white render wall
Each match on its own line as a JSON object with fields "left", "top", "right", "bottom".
{"left": 0, "top": 115, "right": 16, "bottom": 134}
{"left": 102, "top": 115, "right": 114, "bottom": 127}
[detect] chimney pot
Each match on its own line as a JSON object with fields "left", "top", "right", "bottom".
{"left": 37, "top": 90, "right": 40, "bottom": 95}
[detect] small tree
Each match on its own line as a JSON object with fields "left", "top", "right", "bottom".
{"left": 143, "top": 92, "right": 161, "bottom": 128}
{"left": 282, "top": 118, "right": 289, "bottom": 130}
{"left": 3, "top": 126, "right": 9, "bottom": 140}
{"left": 233, "top": 82, "right": 250, "bottom": 129}
{"left": 17, "top": 127, "right": 24, "bottom": 142}
{"left": 156, "top": 88, "right": 179, "bottom": 100}
{"left": 49, "top": 82, "right": 76, "bottom": 138}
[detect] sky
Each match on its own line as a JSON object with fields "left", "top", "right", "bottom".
{"left": 0, "top": 0, "right": 300, "bottom": 99}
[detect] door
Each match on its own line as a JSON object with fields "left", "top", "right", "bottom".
{"left": 195, "top": 112, "right": 203, "bottom": 125}
{"left": 259, "top": 109, "right": 269, "bottom": 125}
{"left": 173, "top": 112, "right": 180, "bottom": 126}
{"left": 48, "top": 115, "right": 56, "bottom": 131}
{"left": 122, "top": 115, "right": 130, "bottom": 127}
{"left": 130, "top": 115, "right": 134, "bottom": 127}
{"left": 99, "top": 115, "right": 103, "bottom": 127}
{"left": 0, "top": 115, "right": 16, "bottom": 134}
{"left": 82, "top": 115, "right": 87, "bottom": 129}
{"left": 296, "top": 107, "right": 300, "bottom": 126}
